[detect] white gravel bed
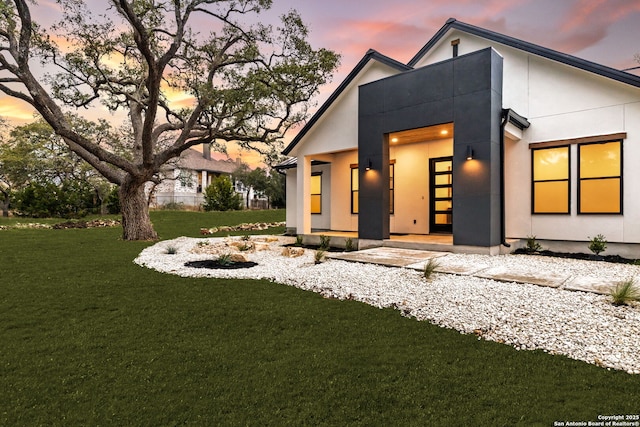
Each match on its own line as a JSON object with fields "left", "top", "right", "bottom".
{"left": 134, "top": 236, "right": 640, "bottom": 374}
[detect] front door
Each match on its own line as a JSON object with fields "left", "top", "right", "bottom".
{"left": 430, "top": 157, "right": 453, "bottom": 233}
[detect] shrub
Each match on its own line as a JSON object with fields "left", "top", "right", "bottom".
{"left": 13, "top": 180, "right": 98, "bottom": 218}
{"left": 319, "top": 235, "right": 331, "bottom": 250}
{"left": 588, "top": 234, "right": 607, "bottom": 256}
{"left": 314, "top": 249, "right": 326, "bottom": 264}
{"left": 345, "top": 237, "right": 355, "bottom": 252}
{"left": 202, "top": 175, "right": 242, "bottom": 212}
{"left": 105, "top": 186, "right": 121, "bottom": 214}
{"left": 165, "top": 246, "right": 178, "bottom": 255}
{"left": 423, "top": 258, "right": 440, "bottom": 281}
{"left": 524, "top": 235, "right": 542, "bottom": 254}
{"left": 610, "top": 278, "right": 640, "bottom": 306}
{"left": 295, "top": 235, "right": 303, "bottom": 247}
{"left": 217, "top": 253, "right": 234, "bottom": 266}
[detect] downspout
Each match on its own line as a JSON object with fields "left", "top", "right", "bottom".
{"left": 499, "top": 109, "right": 510, "bottom": 248}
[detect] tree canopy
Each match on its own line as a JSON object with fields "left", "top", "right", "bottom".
{"left": 0, "top": 0, "right": 339, "bottom": 239}
{"left": 0, "top": 117, "right": 115, "bottom": 216}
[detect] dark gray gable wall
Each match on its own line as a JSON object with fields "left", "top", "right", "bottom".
{"left": 358, "top": 47, "right": 504, "bottom": 247}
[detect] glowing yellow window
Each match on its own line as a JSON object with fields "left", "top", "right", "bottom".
{"left": 351, "top": 167, "right": 359, "bottom": 214}
{"left": 310, "top": 174, "right": 322, "bottom": 214}
{"left": 579, "top": 141, "right": 621, "bottom": 214}
{"left": 532, "top": 146, "right": 570, "bottom": 214}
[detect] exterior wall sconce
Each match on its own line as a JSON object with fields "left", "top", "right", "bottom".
{"left": 365, "top": 158, "right": 372, "bottom": 171}
{"left": 466, "top": 146, "right": 474, "bottom": 160}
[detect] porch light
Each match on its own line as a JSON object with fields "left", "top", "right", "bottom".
{"left": 466, "top": 146, "right": 474, "bottom": 160}
{"left": 365, "top": 158, "right": 372, "bottom": 171}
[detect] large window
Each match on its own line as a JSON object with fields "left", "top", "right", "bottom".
{"left": 532, "top": 146, "right": 570, "bottom": 214}
{"left": 579, "top": 141, "right": 622, "bottom": 214}
{"left": 350, "top": 163, "right": 395, "bottom": 214}
{"left": 310, "top": 173, "right": 322, "bottom": 214}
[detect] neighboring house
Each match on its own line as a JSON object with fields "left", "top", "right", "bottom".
{"left": 151, "top": 147, "right": 239, "bottom": 208}
{"left": 277, "top": 18, "right": 640, "bottom": 256}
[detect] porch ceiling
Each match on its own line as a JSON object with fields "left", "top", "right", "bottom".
{"left": 389, "top": 122, "right": 454, "bottom": 146}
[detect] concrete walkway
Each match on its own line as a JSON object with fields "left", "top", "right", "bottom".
{"left": 327, "top": 247, "right": 622, "bottom": 295}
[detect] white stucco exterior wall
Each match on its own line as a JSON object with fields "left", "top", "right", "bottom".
{"left": 289, "top": 61, "right": 406, "bottom": 159}
{"left": 413, "top": 28, "right": 640, "bottom": 244}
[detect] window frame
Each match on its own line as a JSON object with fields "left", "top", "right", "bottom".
{"left": 350, "top": 165, "right": 359, "bottom": 214}
{"left": 577, "top": 140, "right": 623, "bottom": 215}
{"left": 531, "top": 145, "right": 571, "bottom": 215}
{"left": 389, "top": 162, "right": 395, "bottom": 215}
{"left": 310, "top": 172, "right": 322, "bottom": 215}
{"left": 350, "top": 161, "right": 395, "bottom": 215}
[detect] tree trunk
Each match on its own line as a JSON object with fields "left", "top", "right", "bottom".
{"left": 119, "top": 179, "right": 158, "bottom": 241}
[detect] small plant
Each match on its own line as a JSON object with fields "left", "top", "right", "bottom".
{"left": 319, "top": 235, "right": 331, "bottom": 250}
{"left": 197, "top": 241, "right": 210, "bottom": 247}
{"left": 239, "top": 243, "right": 253, "bottom": 252}
{"left": 524, "top": 235, "right": 542, "bottom": 254}
{"left": 610, "top": 278, "right": 640, "bottom": 306}
{"left": 423, "top": 258, "right": 440, "bottom": 280}
{"left": 241, "top": 235, "right": 251, "bottom": 241}
{"left": 588, "top": 234, "right": 607, "bottom": 256}
{"left": 345, "top": 237, "right": 355, "bottom": 252}
{"left": 165, "top": 246, "right": 178, "bottom": 255}
{"left": 217, "top": 253, "right": 234, "bottom": 266}
{"left": 295, "top": 235, "right": 303, "bottom": 247}
{"left": 314, "top": 249, "right": 326, "bottom": 264}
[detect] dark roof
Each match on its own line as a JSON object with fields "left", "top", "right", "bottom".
{"left": 281, "top": 49, "right": 411, "bottom": 155}
{"left": 273, "top": 157, "right": 298, "bottom": 170}
{"left": 408, "top": 18, "right": 640, "bottom": 88}
{"left": 173, "top": 148, "right": 239, "bottom": 174}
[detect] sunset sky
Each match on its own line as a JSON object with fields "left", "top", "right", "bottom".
{"left": 2, "top": 0, "right": 640, "bottom": 166}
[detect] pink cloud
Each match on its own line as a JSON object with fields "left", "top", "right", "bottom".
{"left": 0, "top": 96, "right": 38, "bottom": 125}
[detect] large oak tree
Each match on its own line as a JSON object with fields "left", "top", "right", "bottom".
{"left": 0, "top": 0, "right": 339, "bottom": 239}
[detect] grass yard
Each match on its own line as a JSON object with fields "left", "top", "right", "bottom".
{"left": 0, "top": 210, "right": 638, "bottom": 425}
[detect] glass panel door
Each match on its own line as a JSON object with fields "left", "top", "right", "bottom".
{"left": 430, "top": 157, "right": 453, "bottom": 233}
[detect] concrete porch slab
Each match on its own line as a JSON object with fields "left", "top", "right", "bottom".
{"left": 327, "top": 247, "right": 448, "bottom": 267}
{"left": 476, "top": 267, "right": 570, "bottom": 288}
{"left": 563, "top": 277, "right": 618, "bottom": 295}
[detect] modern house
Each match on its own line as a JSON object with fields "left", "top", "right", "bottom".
{"left": 277, "top": 18, "right": 640, "bottom": 256}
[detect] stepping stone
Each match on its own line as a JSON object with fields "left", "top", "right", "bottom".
{"left": 404, "top": 261, "right": 488, "bottom": 276}
{"left": 328, "top": 247, "right": 448, "bottom": 267}
{"left": 476, "top": 266, "right": 569, "bottom": 288}
{"left": 564, "top": 277, "right": 618, "bottom": 295}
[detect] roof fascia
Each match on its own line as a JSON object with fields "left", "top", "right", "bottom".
{"left": 282, "top": 49, "right": 411, "bottom": 155}
{"left": 408, "top": 18, "right": 640, "bottom": 89}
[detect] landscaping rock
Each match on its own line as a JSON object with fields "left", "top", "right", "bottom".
{"left": 282, "top": 247, "right": 305, "bottom": 257}
{"left": 229, "top": 253, "right": 250, "bottom": 263}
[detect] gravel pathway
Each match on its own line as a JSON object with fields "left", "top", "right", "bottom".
{"left": 134, "top": 236, "right": 640, "bottom": 374}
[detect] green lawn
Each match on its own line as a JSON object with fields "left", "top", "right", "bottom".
{"left": 0, "top": 210, "right": 638, "bottom": 425}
